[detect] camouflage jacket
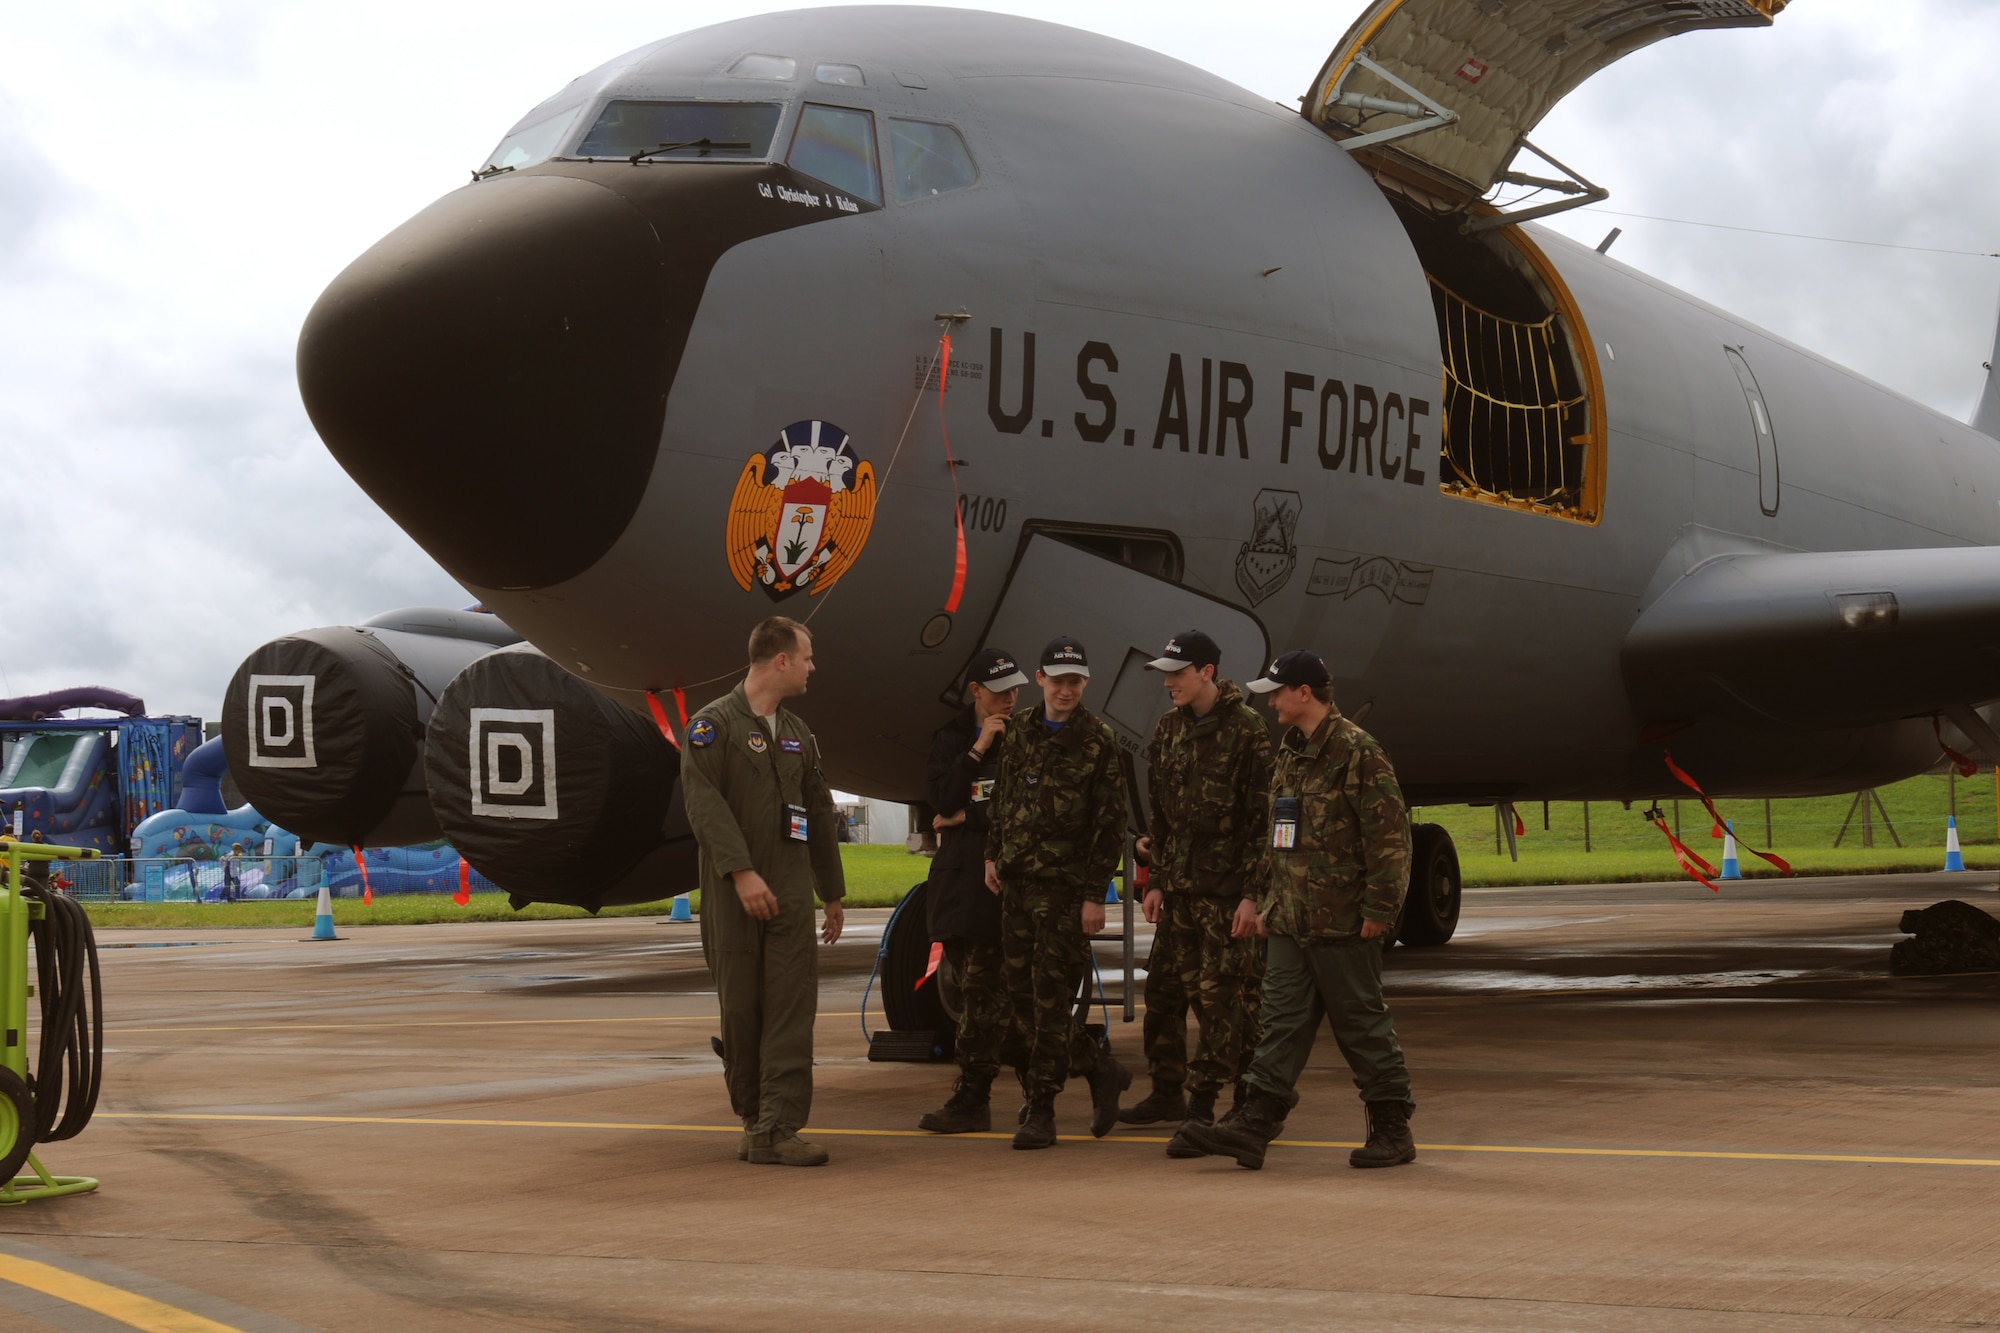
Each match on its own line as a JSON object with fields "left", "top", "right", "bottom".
{"left": 1257, "top": 710, "right": 1409, "bottom": 940}
{"left": 1144, "top": 679, "right": 1274, "bottom": 897}
{"left": 984, "top": 703, "right": 1127, "bottom": 893}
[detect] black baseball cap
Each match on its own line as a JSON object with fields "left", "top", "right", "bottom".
{"left": 1039, "top": 635, "right": 1090, "bottom": 678}
{"left": 967, "top": 648, "right": 1029, "bottom": 692}
{"left": 1245, "top": 649, "right": 1331, "bottom": 694}
{"left": 1146, "top": 629, "right": 1221, "bottom": 673}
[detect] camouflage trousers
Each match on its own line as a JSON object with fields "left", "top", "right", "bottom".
{"left": 947, "top": 938, "right": 1014, "bottom": 1080}
{"left": 1141, "top": 893, "right": 1265, "bottom": 1096}
{"left": 998, "top": 876, "right": 1105, "bottom": 1103}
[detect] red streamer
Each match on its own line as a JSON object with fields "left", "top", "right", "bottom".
{"left": 352, "top": 844, "right": 373, "bottom": 906}
{"left": 1651, "top": 816, "right": 1722, "bottom": 892}
{"left": 646, "top": 691, "right": 681, "bottom": 749}
{"left": 1933, "top": 715, "right": 1978, "bottom": 778}
{"left": 1513, "top": 806, "right": 1526, "bottom": 838}
{"left": 1663, "top": 752, "right": 1793, "bottom": 876}
{"left": 939, "top": 332, "right": 967, "bottom": 614}
{"left": 916, "top": 940, "right": 944, "bottom": 991}
{"left": 454, "top": 857, "right": 472, "bottom": 906}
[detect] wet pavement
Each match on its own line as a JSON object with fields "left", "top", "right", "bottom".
{"left": 2, "top": 872, "right": 1996, "bottom": 1330}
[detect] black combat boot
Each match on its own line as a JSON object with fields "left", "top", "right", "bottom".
{"left": 1163, "top": 1087, "right": 1218, "bottom": 1158}
{"left": 1012, "top": 1098, "right": 1057, "bottom": 1150}
{"left": 1086, "top": 1049, "right": 1133, "bottom": 1138}
{"left": 918, "top": 1071, "right": 994, "bottom": 1134}
{"left": 1179, "top": 1088, "right": 1289, "bottom": 1169}
{"left": 1349, "top": 1101, "right": 1416, "bottom": 1168}
{"left": 1117, "top": 1079, "right": 1187, "bottom": 1126}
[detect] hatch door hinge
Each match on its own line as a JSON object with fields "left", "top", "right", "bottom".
{"left": 1462, "top": 137, "right": 1610, "bottom": 234}
{"left": 1328, "top": 50, "right": 1459, "bottom": 153}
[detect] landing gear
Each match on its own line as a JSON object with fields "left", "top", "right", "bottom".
{"left": 1397, "top": 823, "right": 1461, "bottom": 946}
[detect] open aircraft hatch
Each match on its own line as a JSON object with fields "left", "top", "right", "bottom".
{"left": 1308, "top": 0, "right": 1788, "bottom": 525}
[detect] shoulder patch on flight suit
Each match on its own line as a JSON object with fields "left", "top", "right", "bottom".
{"left": 688, "top": 719, "right": 716, "bottom": 747}
{"left": 747, "top": 732, "right": 768, "bottom": 754}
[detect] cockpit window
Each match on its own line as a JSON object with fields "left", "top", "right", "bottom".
{"left": 889, "top": 120, "right": 977, "bottom": 201}
{"left": 482, "top": 106, "right": 582, "bottom": 174}
{"left": 786, "top": 104, "right": 881, "bottom": 205}
{"left": 814, "top": 62, "right": 865, "bottom": 87}
{"left": 728, "top": 53, "right": 796, "bottom": 80}
{"left": 574, "top": 101, "right": 782, "bottom": 161}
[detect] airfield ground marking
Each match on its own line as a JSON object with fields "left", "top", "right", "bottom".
{"left": 0, "top": 1252, "right": 244, "bottom": 1333}
{"left": 93, "top": 1112, "right": 2000, "bottom": 1170}
{"left": 112, "top": 1012, "right": 864, "bottom": 1035}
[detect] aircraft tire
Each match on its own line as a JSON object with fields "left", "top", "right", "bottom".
{"left": 879, "top": 882, "right": 957, "bottom": 1059}
{"left": 0, "top": 1067, "right": 34, "bottom": 1185}
{"left": 1398, "top": 823, "right": 1461, "bottom": 947}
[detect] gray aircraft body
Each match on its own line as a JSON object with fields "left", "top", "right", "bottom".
{"left": 225, "top": 3, "right": 2000, "bottom": 930}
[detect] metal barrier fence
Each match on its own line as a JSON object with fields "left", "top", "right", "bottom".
{"left": 53, "top": 856, "right": 504, "bottom": 904}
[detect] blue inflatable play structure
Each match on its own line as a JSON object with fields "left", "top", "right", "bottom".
{"left": 0, "top": 687, "right": 202, "bottom": 854}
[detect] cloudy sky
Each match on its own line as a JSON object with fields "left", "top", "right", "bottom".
{"left": 2, "top": 0, "right": 1995, "bottom": 720}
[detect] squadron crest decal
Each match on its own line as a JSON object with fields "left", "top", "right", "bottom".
{"left": 726, "top": 421, "right": 878, "bottom": 600}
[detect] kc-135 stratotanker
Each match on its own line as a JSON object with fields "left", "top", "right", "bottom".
{"left": 224, "top": 2, "right": 2000, "bottom": 945}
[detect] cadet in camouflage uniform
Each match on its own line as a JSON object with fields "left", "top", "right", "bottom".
{"left": 983, "top": 635, "right": 1132, "bottom": 1149}
{"left": 682, "top": 617, "right": 846, "bottom": 1168}
{"left": 1182, "top": 649, "right": 1416, "bottom": 1171}
{"left": 1118, "top": 630, "right": 1274, "bottom": 1157}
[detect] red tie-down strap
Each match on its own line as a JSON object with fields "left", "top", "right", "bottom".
{"left": 1651, "top": 813, "right": 1722, "bottom": 892}
{"left": 352, "top": 845, "right": 373, "bottom": 906}
{"left": 1513, "top": 805, "right": 1526, "bottom": 838}
{"left": 917, "top": 941, "right": 944, "bottom": 991}
{"left": 455, "top": 856, "right": 472, "bottom": 907}
{"left": 939, "top": 332, "right": 967, "bottom": 614}
{"left": 1933, "top": 715, "right": 1978, "bottom": 777}
{"left": 1663, "top": 753, "right": 1793, "bottom": 875}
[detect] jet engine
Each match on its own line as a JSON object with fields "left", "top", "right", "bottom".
{"left": 221, "top": 608, "right": 520, "bottom": 847}
{"left": 423, "top": 645, "right": 693, "bottom": 911}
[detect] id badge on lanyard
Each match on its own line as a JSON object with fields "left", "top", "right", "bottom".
{"left": 1271, "top": 796, "right": 1301, "bottom": 850}
{"left": 784, "top": 803, "right": 810, "bottom": 842}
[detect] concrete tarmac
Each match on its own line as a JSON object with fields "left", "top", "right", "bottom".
{"left": 3, "top": 872, "right": 1997, "bottom": 1331}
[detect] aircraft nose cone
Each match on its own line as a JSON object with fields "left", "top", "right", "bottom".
{"left": 298, "top": 174, "right": 669, "bottom": 591}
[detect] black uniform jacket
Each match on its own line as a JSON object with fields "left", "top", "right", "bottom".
{"left": 924, "top": 708, "right": 1002, "bottom": 945}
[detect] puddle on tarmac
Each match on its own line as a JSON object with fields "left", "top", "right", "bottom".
{"left": 1388, "top": 968, "right": 1837, "bottom": 993}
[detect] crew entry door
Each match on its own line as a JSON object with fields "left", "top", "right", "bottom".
{"left": 1724, "top": 347, "right": 1780, "bottom": 516}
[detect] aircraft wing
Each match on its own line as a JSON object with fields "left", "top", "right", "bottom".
{"left": 1622, "top": 546, "right": 2000, "bottom": 731}
{"left": 1307, "top": 0, "right": 1787, "bottom": 203}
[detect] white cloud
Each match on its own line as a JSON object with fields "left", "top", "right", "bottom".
{"left": 1, "top": 1, "right": 1993, "bottom": 715}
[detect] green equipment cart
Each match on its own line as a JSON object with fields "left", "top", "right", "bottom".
{"left": 0, "top": 841, "right": 103, "bottom": 1204}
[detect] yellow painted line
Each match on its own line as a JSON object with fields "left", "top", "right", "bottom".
{"left": 93, "top": 1111, "right": 2000, "bottom": 1168}
{"left": 115, "top": 1011, "right": 862, "bottom": 1035}
{"left": 0, "top": 1252, "right": 243, "bottom": 1332}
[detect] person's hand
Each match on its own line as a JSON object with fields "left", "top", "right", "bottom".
{"left": 1082, "top": 898, "right": 1106, "bottom": 936}
{"left": 1360, "top": 917, "right": 1389, "bottom": 941}
{"left": 1134, "top": 835, "right": 1153, "bottom": 862}
{"left": 1230, "top": 897, "right": 1265, "bottom": 938}
{"left": 732, "top": 869, "right": 779, "bottom": 920}
{"left": 1142, "top": 888, "right": 1164, "bottom": 925}
{"left": 972, "top": 713, "right": 1008, "bottom": 754}
{"left": 932, "top": 809, "right": 967, "bottom": 830}
{"left": 984, "top": 860, "right": 1001, "bottom": 894}
{"left": 821, "top": 899, "right": 845, "bottom": 944}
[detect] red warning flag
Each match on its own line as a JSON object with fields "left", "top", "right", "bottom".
{"left": 1933, "top": 715, "right": 1978, "bottom": 778}
{"left": 1650, "top": 814, "right": 1721, "bottom": 892}
{"left": 352, "top": 845, "right": 373, "bottom": 906}
{"left": 916, "top": 940, "right": 944, "bottom": 991}
{"left": 1662, "top": 753, "right": 1792, "bottom": 875}
{"left": 454, "top": 857, "right": 472, "bottom": 906}
{"left": 939, "top": 333, "right": 967, "bottom": 614}
{"left": 1513, "top": 805, "right": 1526, "bottom": 838}
{"left": 646, "top": 691, "right": 681, "bottom": 749}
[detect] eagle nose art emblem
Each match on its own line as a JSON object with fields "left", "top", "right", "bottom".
{"left": 726, "top": 420, "right": 879, "bottom": 600}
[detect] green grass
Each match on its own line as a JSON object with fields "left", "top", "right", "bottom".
{"left": 80, "top": 774, "right": 1995, "bottom": 928}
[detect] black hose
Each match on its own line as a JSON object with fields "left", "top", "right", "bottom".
{"left": 23, "top": 886, "right": 102, "bottom": 1141}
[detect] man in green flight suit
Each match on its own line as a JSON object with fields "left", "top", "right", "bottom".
{"left": 983, "top": 635, "right": 1132, "bottom": 1149}
{"left": 1181, "top": 649, "right": 1417, "bottom": 1171}
{"left": 1119, "top": 630, "right": 1275, "bottom": 1156}
{"left": 681, "top": 616, "right": 847, "bottom": 1167}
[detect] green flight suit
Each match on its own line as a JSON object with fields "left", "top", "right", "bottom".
{"left": 681, "top": 683, "right": 846, "bottom": 1148}
{"left": 1245, "top": 709, "right": 1414, "bottom": 1112}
